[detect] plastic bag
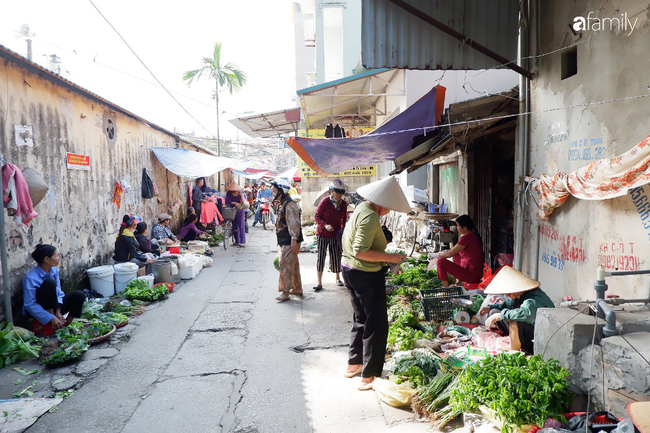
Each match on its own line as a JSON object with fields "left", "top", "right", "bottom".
{"left": 141, "top": 168, "right": 155, "bottom": 199}
{"left": 477, "top": 294, "right": 507, "bottom": 324}
{"left": 202, "top": 256, "right": 213, "bottom": 268}
{"left": 372, "top": 378, "right": 417, "bottom": 408}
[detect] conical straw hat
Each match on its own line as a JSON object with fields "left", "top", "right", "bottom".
{"left": 226, "top": 182, "right": 243, "bottom": 191}
{"left": 483, "top": 266, "right": 541, "bottom": 295}
{"left": 356, "top": 177, "right": 412, "bottom": 213}
{"left": 628, "top": 402, "right": 650, "bottom": 433}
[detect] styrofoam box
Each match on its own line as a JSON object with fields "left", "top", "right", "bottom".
{"left": 179, "top": 259, "right": 202, "bottom": 279}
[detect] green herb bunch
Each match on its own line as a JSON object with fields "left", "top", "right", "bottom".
{"left": 123, "top": 280, "right": 168, "bottom": 302}
{"left": 449, "top": 353, "right": 572, "bottom": 433}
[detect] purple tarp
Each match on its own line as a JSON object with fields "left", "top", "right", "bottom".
{"left": 287, "top": 86, "right": 446, "bottom": 176}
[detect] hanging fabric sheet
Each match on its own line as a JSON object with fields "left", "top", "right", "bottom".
{"left": 533, "top": 134, "right": 650, "bottom": 221}
{"left": 287, "top": 86, "right": 445, "bottom": 176}
{"left": 2, "top": 164, "right": 38, "bottom": 226}
{"left": 112, "top": 182, "right": 123, "bottom": 209}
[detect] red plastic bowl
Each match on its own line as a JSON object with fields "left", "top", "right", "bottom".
{"left": 154, "top": 282, "right": 175, "bottom": 293}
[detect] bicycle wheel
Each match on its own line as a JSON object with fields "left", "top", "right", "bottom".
{"left": 406, "top": 219, "right": 418, "bottom": 257}
{"left": 223, "top": 222, "right": 231, "bottom": 250}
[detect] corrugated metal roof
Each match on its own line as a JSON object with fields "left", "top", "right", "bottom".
{"left": 297, "top": 69, "right": 405, "bottom": 129}
{"left": 229, "top": 108, "right": 301, "bottom": 138}
{"left": 361, "top": 0, "right": 519, "bottom": 70}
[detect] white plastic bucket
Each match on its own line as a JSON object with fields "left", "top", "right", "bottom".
{"left": 87, "top": 265, "right": 115, "bottom": 297}
{"left": 136, "top": 274, "right": 154, "bottom": 289}
{"left": 114, "top": 262, "right": 139, "bottom": 294}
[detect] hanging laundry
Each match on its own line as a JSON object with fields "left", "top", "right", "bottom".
{"left": 333, "top": 124, "right": 344, "bottom": 138}
{"left": 112, "top": 181, "right": 124, "bottom": 209}
{"left": 2, "top": 164, "right": 38, "bottom": 226}
{"left": 349, "top": 127, "right": 361, "bottom": 138}
{"left": 325, "top": 124, "right": 334, "bottom": 138}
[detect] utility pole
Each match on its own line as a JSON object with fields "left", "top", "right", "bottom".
{"left": 26, "top": 38, "right": 32, "bottom": 61}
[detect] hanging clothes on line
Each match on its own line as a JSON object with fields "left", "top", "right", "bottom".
{"left": 2, "top": 164, "right": 37, "bottom": 226}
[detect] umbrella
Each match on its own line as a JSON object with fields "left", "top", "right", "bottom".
{"left": 278, "top": 167, "right": 301, "bottom": 182}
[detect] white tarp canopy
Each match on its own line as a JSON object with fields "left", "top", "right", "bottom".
{"left": 152, "top": 147, "right": 247, "bottom": 178}
{"left": 231, "top": 170, "right": 269, "bottom": 180}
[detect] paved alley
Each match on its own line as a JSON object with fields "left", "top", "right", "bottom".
{"left": 6, "top": 227, "right": 436, "bottom": 433}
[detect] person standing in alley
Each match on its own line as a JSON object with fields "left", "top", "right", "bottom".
{"left": 313, "top": 179, "right": 348, "bottom": 291}
{"left": 341, "top": 176, "right": 410, "bottom": 390}
{"left": 272, "top": 179, "right": 303, "bottom": 302}
{"left": 192, "top": 178, "right": 208, "bottom": 216}
{"left": 224, "top": 182, "right": 248, "bottom": 247}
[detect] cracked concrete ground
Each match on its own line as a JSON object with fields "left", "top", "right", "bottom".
{"left": 5, "top": 228, "right": 441, "bottom": 432}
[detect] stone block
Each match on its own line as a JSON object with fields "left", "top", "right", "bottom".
{"left": 75, "top": 358, "right": 109, "bottom": 376}
{"left": 615, "top": 312, "right": 650, "bottom": 335}
{"left": 535, "top": 308, "right": 606, "bottom": 373}
{"left": 600, "top": 332, "right": 650, "bottom": 395}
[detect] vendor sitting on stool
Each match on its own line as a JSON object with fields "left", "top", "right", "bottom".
{"left": 480, "top": 266, "right": 555, "bottom": 354}
{"left": 434, "top": 214, "right": 485, "bottom": 287}
{"left": 114, "top": 214, "right": 155, "bottom": 268}
{"left": 22, "top": 244, "right": 86, "bottom": 331}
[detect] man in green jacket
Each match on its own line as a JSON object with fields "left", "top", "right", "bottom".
{"left": 479, "top": 266, "right": 555, "bottom": 354}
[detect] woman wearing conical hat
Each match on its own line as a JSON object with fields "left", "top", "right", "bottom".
{"left": 340, "top": 177, "right": 411, "bottom": 391}
{"left": 479, "top": 266, "right": 555, "bottom": 354}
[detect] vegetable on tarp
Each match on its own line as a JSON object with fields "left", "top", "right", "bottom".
{"left": 447, "top": 352, "right": 572, "bottom": 433}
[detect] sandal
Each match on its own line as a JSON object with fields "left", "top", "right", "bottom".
{"left": 313, "top": 284, "right": 323, "bottom": 292}
{"left": 336, "top": 280, "right": 344, "bottom": 287}
{"left": 276, "top": 294, "right": 290, "bottom": 302}
{"left": 344, "top": 365, "right": 362, "bottom": 378}
{"left": 288, "top": 291, "right": 303, "bottom": 297}
{"left": 357, "top": 379, "right": 375, "bottom": 391}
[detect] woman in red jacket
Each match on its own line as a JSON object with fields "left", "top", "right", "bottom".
{"left": 313, "top": 180, "right": 348, "bottom": 291}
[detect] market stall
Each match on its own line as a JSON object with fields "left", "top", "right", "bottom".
{"left": 375, "top": 254, "right": 590, "bottom": 433}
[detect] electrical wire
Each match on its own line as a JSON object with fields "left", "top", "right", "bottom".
{"left": 619, "top": 333, "right": 650, "bottom": 368}
{"left": 33, "top": 38, "right": 217, "bottom": 111}
{"left": 541, "top": 306, "right": 591, "bottom": 358}
{"left": 88, "top": 0, "right": 213, "bottom": 137}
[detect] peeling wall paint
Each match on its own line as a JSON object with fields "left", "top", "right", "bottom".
{"left": 0, "top": 54, "right": 222, "bottom": 320}
{"left": 521, "top": 0, "right": 650, "bottom": 303}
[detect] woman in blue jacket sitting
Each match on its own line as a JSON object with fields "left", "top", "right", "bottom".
{"left": 22, "top": 244, "right": 86, "bottom": 330}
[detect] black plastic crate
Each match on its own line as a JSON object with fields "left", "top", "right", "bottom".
{"left": 419, "top": 286, "right": 468, "bottom": 322}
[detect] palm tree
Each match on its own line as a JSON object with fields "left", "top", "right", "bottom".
{"left": 183, "top": 42, "right": 247, "bottom": 157}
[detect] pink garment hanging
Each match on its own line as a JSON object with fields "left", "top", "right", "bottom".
{"left": 2, "top": 164, "right": 38, "bottom": 226}
{"left": 201, "top": 202, "right": 218, "bottom": 224}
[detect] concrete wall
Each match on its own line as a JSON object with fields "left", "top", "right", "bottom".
{"left": 315, "top": 0, "right": 362, "bottom": 84}
{"left": 405, "top": 69, "right": 520, "bottom": 108}
{"left": 536, "top": 308, "right": 650, "bottom": 416}
{"left": 521, "top": 0, "right": 650, "bottom": 304}
{"left": 0, "top": 55, "right": 220, "bottom": 319}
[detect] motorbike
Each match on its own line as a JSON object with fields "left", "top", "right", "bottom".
{"left": 257, "top": 198, "right": 272, "bottom": 230}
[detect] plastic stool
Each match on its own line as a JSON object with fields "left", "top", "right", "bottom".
{"left": 31, "top": 320, "right": 54, "bottom": 337}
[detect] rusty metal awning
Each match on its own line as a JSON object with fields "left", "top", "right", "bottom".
{"left": 297, "top": 68, "right": 405, "bottom": 130}
{"left": 229, "top": 108, "right": 301, "bottom": 138}
{"left": 392, "top": 87, "right": 519, "bottom": 173}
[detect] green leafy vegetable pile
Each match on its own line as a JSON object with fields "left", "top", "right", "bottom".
{"left": 41, "top": 340, "right": 89, "bottom": 366}
{"left": 392, "top": 263, "right": 440, "bottom": 288}
{"left": 123, "top": 279, "right": 168, "bottom": 302}
{"left": 448, "top": 352, "right": 572, "bottom": 432}
{"left": 0, "top": 322, "right": 43, "bottom": 369}
{"left": 391, "top": 349, "right": 441, "bottom": 388}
